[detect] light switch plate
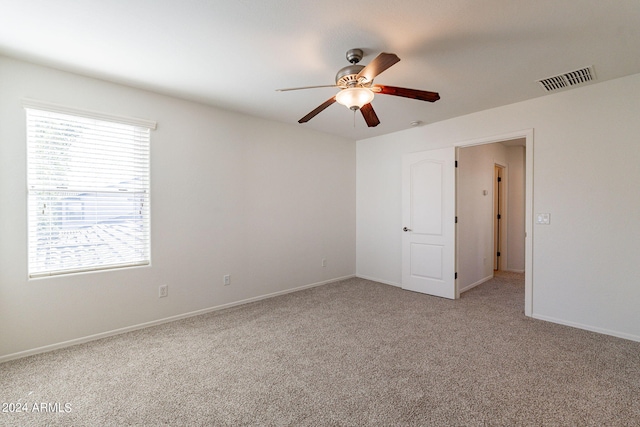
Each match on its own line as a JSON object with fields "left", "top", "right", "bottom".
{"left": 536, "top": 213, "right": 550, "bottom": 225}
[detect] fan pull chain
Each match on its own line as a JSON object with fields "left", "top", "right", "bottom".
{"left": 353, "top": 109, "right": 356, "bottom": 127}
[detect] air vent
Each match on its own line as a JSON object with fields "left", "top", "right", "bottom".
{"left": 538, "top": 66, "right": 596, "bottom": 92}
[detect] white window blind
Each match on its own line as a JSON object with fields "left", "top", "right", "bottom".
{"left": 25, "top": 103, "right": 154, "bottom": 278}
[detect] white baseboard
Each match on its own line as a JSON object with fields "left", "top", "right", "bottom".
{"left": 532, "top": 313, "right": 640, "bottom": 343}
{"left": 0, "top": 274, "right": 355, "bottom": 364}
{"left": 459, "top": 275, "right": 493, "bottom": 294}
{"left": 356, "top": 274, "right": 401, "bottom": 288}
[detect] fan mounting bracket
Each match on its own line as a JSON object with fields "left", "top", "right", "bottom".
{"left": 346, "top": 48, "right": 364, "bottom": 64}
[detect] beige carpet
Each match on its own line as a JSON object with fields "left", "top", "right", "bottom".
{"left": 1, "top": 272, "right": 639, "bottom": 426}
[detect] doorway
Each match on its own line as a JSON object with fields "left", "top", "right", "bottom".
{"left": 455, "top": 133, "right": 530, "bottom": 313}
{"left": 401, "top": 129, "right": 533, "bottom": 315}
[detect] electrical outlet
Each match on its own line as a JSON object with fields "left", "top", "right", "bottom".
{"left": 322, "top": 258, "right": 327, "bottom": 267}
{"left": 223, "top": 275, "right": 230, "bottom": 286}
{"left": 159, "top": 285, "right": 168, "bottom": 298}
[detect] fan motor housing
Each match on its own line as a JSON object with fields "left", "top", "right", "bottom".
{"left": 335, "top": 64, "right": 365, "bottom": 87}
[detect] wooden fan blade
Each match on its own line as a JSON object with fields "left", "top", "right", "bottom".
{"left": 374, "top": 85, "right": 440, "bottom": 102}
{"left": 356, "top": 52, "right": 400, "bottom": 83}
{"left": 298, "top": 96, "right": 337, "bottom": 123}
{"left": 277, "top": 85, "right": 338, "bottom": 92}
{"left": 360, "top": 103, "right": 380, "bottom": 127}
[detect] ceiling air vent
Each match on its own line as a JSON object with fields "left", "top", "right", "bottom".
{"left": 538, "top": 66, "right": 596, "bottom": 92}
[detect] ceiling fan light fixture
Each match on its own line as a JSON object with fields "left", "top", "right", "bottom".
{"left": 335, "top": 87, "right": 374, "bottom": 111}
{"left": 286, "top": 50, "right": 439, "bottom": 126}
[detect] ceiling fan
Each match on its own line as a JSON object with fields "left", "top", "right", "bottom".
{"left": 277, "top": 48, "right": 440, "bottom": 127}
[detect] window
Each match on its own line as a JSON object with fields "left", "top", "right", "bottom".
{"left": 24, "top": 100, "right": 155, "bottom": 277}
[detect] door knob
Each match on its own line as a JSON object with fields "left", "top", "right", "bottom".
{"left": 403, "top": 227, "right": 412, "bottom": 232}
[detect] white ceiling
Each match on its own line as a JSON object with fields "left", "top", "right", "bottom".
{"left": 1, "top": 0, "right": 640, "bottom": 140}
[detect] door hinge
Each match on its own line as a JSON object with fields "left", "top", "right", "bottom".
{"left": 455, "top": 160, "right": 458, "bottom": 168}
{"left": 497, "top": 214, "right": 501, "bottom": 220}
{"left": 497, "top": 252, "right": 501, "bottom": 257}
{"left": 497, "top": 176, "right": 502, "bottom": 182}
{"left": 455, "top": 272, "right": 458, "bottom": 279}
{"left": 455, "top": 216, "right": 458, "bottom": 223}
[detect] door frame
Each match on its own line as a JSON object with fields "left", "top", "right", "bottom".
{"left": 493, "top": 163, "right": 507, "bottom": 271}
{"left": 454, "top": 129, "right": 533, "bottom": 316}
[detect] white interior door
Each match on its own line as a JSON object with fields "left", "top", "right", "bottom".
{"left": 402, "top": 148, "right": 456, "bottom": 299}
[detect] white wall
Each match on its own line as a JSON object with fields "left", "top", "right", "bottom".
{"left": 356, "top": 72, "right": 640, "bottom": 341}
{"left": 0, "top": 56, "right": 356, "bottom": 360}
